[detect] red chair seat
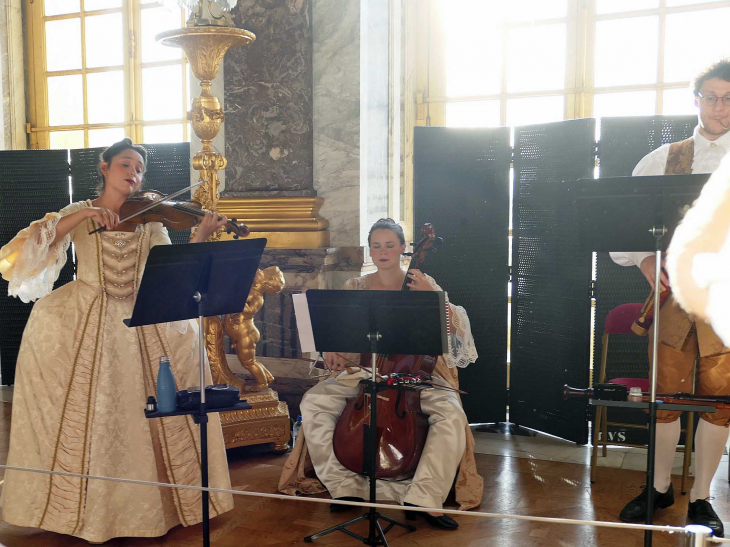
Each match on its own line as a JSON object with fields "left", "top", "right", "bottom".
{"left": 604, "top": 303, "right": 644, "bottom": 335}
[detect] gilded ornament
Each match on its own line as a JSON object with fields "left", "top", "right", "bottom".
{"left": 156, "top": 26, "right": 254, "bottom": 243}
{"left": 225, "top": 267, "right": 286, "bottom": 392}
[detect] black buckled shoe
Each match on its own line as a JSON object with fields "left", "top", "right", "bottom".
{"left": 329, "top": 496, "right": 364, "bottom": 513}
{"left": 688, "top": 498, "right": 724, "bottom": 537}
{"left": 403, "top": 502, "right": 459, "bottom": 530}
{"left": 619, "top": 484, "right": 675, "bottom": 522}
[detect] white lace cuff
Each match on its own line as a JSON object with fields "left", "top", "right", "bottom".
{"left": 0, "top": 213, "right": 71, "bottom": 303}
{"left": 444, "top": 302, "right": 478, "bottom": 368}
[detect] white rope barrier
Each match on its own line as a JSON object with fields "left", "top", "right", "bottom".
{"left": 0, "top": 463, "right": 694, "bottom": 536}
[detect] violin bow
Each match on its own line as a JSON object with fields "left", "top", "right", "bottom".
{"left": 88, "top": 180, "right": 207, "bottom": 235}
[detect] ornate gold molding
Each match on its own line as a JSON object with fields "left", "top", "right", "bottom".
{"left": 219, "top": 401, "right": 289, "bottom": 424}
{"left": 217, "top": 196, "right": 330, "bottom": 248}
{"left": 157, "top": 27, "right": 255, "bottom": 83}
{"left": 219, "top": 389, "right": 290, "bottom": 450}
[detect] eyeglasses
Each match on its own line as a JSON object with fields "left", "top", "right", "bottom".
{"left": 697, "top": 93, "right": 730, "bottom": 107}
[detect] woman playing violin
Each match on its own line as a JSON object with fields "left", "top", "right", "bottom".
{"left": 0, "top": 139, "right": 234, "bottom": 543}
{"left": 278, "top": 218, "right": 482, "bottom": 529}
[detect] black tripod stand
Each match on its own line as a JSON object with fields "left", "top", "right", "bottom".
{"left": 300, "top": 289, "right": 449, "bottom": 545}
{"left": 304, "top": 341, "right": 416, "bottom": 545}
{"left": 126, "top": 238, "right": 266, "bottom": 547}
{"left": 572, "top": 173, "right": 709, "bottom": 546}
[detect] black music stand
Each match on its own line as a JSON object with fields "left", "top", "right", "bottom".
{"left": 302, "top": 289, "right": 448, "bottom": 546}
{"left": 570, "top": 174, "right": 707, "bottom": 547}
{"left": 126, "top": 238, "right": 267, "bottom": 547}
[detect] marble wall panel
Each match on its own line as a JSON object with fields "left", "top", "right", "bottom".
{"left": 312, "top": 0, "right": 361, "bottom": 247}
{"left": 224, "top": 0, "right": 314, "bottom": 197}
{"left": 360, "top": 0, "right": 390, "bottom": 241}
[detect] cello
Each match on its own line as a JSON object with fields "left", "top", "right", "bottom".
{"left": 332, "top": 223, "right": 444, "bottom": 481}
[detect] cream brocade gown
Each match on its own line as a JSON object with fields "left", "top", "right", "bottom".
{"left": 0, "top": 201, "right": 233, "bottom": 543}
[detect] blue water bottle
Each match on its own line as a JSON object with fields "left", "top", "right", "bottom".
{"left": 292, "top": 415, "right": 302, "bottom": 447}
{"left": 156, "top": 356, "right": 178, "bottom": 413}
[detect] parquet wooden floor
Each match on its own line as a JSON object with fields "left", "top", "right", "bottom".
{"left": 0, "top": 402, "right": 725, "bottom": 547}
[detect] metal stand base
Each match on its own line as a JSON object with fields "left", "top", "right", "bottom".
{"left": 303, "top": 510, "right": 415, "bottom": 545}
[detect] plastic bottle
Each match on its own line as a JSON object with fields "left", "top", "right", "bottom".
{"left": 628, "top": 387, "right": 643, "bottom": 402}
{"left": 156, "top": 356, "right": 178, "bottom": 413}
{"left": 292, "top": 415, "right": 302, "bottom": 447}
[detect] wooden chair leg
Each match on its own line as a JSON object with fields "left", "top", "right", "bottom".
{"left": 591, "top": 407, "right": 602, "bottom": 483}
{"left": 682, "top": 412, "right": 695, "bottom": 495}
{"left": 599, "top": 333, "right": 609, "bottom": 458}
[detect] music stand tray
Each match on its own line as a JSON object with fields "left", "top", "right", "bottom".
{"left": 568, "top": 174, "right": 705, "bottom": 547}
{"left": 302, "top": 289, "right": 448, "bottom": 546}
{"left": 127, "top": 238, "right": 266, "bottom": 547}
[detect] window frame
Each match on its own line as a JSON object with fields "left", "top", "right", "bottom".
{"left": 25, "top": 0, "right": 190, "bottom": 149}
{"left": 422, "top": 0, "right": 730, "bottom": 127}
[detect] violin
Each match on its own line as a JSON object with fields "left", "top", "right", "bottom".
{"left": 89, "top": 185, "right": 250, "bottom": 239}
{"left": 332, "top": 223, "right": 443, "bottom": 481}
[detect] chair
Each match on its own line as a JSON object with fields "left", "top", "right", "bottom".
{"left": 591, "top": 303, "right": 695, "bottom": 493}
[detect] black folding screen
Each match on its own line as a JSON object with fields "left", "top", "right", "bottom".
{"left": 0, "top": 151, "right": 74, "bottom": 386}
{"left": 410, "top": 115, "right": 702, "bottom": 444}
{"left": 510, "top": 119, "right": 595, "bottom": 444}
{"left": 594, "top": 116, "right": 697, "bottom": 444}
{"left": 413, "top": 127, "right": 511, "bottom": 424}
{"left": 0, "top": 143, "right": 191, "bottom": 385}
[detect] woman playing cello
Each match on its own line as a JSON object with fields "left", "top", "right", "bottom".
{"left": 279, "top": 218, "right": 481, "bottom": 529}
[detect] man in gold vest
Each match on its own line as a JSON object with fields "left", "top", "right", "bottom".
{"left": 610, "top": 59, "right": 730, "bottom": 536}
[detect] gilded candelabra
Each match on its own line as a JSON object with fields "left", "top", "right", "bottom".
{"left": 157, "top": 17, "right": 289, "bottom": 451}
{"left": 156, "top": 23, "right": 254, "bottom": 239}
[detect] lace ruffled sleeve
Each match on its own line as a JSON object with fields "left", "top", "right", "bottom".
{"left": 423, "top": 274, "right": 478, "bottom": 368}
{"left": 0, "top": 202, "right": 83, "bottom": 303}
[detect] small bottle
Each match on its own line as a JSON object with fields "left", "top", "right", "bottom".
{"left": 628, "top": 387, "right": 643, "bottom": 402}
{"left": 156, "top": 356, "right": 178, "bottom": 413}
{"left": 292, "top": 415, "right": 302, "bottom": 448}
{"left": 146, "top": 396, "right": 157, "bottom": 412}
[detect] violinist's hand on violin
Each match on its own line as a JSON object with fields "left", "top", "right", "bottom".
{"left": 406, "top": 269, "right": 434, "bottom": 291}
{"left": 191, "top": 209, "right": 229, "bottom": 243}
{"left": 85, "top": 207, "right": 120, "bottom": 231}
{"left": 324, "top": 352, "right": 358, "bottom": 373}
{"left": 639, "top": 255, "right": 670, "bottom": 292}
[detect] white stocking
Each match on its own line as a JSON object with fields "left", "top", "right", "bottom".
{"left": 689, "top": 420, "right": 729, "bottom": 502}
{"left": 653, "top": 420, "right": 682, "bottom": 493}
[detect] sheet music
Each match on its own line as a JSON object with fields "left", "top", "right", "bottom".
{"left": 292, "top": 292, "right": 317, "bottom": 352}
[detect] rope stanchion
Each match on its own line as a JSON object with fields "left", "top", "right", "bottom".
{"left": 0, "top": 463, "right": 711, "bottom": 540}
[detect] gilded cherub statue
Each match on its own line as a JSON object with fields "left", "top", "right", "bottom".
{"left": 224, "top": 266, "right": 286, "bottom": 391}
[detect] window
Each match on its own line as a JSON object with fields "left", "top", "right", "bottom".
{"left": 592, "top": 0, "right": 730, "bottom": 117}
{"left": 26, "top": 0, "right": 190, "bottom": 149}
{"left": 437, "top": 0, "right": 571, "bottom": 128}
{"left": 429, "top": 0, "right": 730, "bottom": 127}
